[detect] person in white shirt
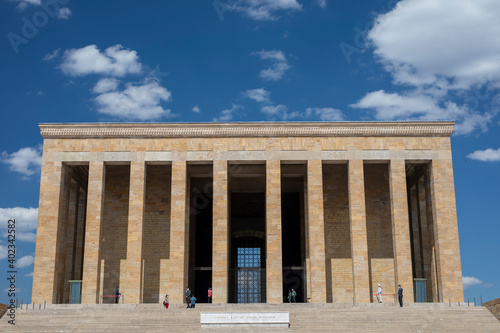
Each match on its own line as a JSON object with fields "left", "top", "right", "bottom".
{"left": 377, "top": 284, "right": 383, "bottom": 303}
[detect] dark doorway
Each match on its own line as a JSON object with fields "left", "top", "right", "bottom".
{"left": 229, "top": 192, "right": 266, "bottom": 303}
{"left": 188, "top": 171, "right": 213, "bottom": 303}
{"left": 282, "top": 192, "right": 306, "bottom": 303}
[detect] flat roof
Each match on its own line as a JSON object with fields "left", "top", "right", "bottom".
{"left": 39, "top": 121, "right": 455, "bottom": 138}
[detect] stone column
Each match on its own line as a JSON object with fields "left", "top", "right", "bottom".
{"left": 32, "top": 161, "right": 64, "bottom": 304}
{"left": 389, "top": 160, "right": 414, "bottom": 301}
{"left": 62, "top": 179, "right": 80, "bottom": 303}
{"left": 348, "top": 160, "right": 370, "bottom": 303}
{"left": 429, "top": 159, "right": 464, "bottom": 302}
{"left": 307, "top": 160, "right": 327, "bottom": 303}
{"left": 213, "top": 160, "right": 229, "bottom": 303}
{"left": 123, "top": 161, "right": 146, "bottom": 303}
{"left": 168, "top": 161, "right": 189, "bottom": 303}
{"left": 81, "top": 161, "right": 106, "bottom": 304}
{"left": 266, "top": 160, "right": 283, "bottom": 303}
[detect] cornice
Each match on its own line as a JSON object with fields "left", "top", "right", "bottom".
{"left": 39, "top": 122, "right": 455, "bottom": 139}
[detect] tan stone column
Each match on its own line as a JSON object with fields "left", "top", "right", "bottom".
{"left": 213, "top": 160, "right": 228, "bottom": 303}
{"left": 266, "top": 160, "right": 283, "bottom": 303}
{"left": 123, "top": 161, "right": 146, "bottom": 303}
{"left": 389, "top": 160, "right": 414, "bottom": 302}
{"left": 168, "top": 161, "right": 188, "bottom": 303}
{"left": 81, "top": 161, "right": 106, "bottom": 304}
{"left": 429, "top": 159, "right": 464, "bottom": 302}
{"left": 307, "top": 160, "right": 327, "bottom": 303}
{"left": 32, "top": 161, "right": 64, "bottom": 304}
{"left": 348, "top": 160, "right": 370, "bottom": 303}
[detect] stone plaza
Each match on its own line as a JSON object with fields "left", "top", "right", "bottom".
{"left": 31, "top": 121, "right": 464, "bottom": 305}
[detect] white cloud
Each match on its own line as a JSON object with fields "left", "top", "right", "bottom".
{"left": 1, "top": 146, "right": 42, "bottom": 177}
{"left": 369, "top": 0, "right": 500, "bottom": 90}
{"left": 11, "top": 0, "right": 40, "bottom": 10}
{"left": 0, "top": 207, "right": 38, "bottom": 242}
{"left": 252, "top": 50, "right": 291, "bottom": 81}
{"left": 17, "top": 255, "right": 35, "bottom": 268}
{"left": 0, "top": 244, "right": 6, "bottom": 260}
{"left": 25, "top": 272, "right": 34, "bottom": 277}
{"left": 306, "top": 107, "right": 344, "bottom": 121}
{"left": 350, "top": 90, "right": 494, "bottom": 135}
{"left": 357, "top": 0, "right": 500, "bottom": 135}
{"left": 192, "top": 105, "right": 201, "bottom": 113}
{"left": 244, "top": 88, "right": 271, "bottom": 103}
{"left": 462, "top": 276, "right": 493, "bottom": 289}
{"left": 317, "top": 0, "right": 327, "bottom": 9}
{"left": 42, "top": 48, "right": 61, "bottom": 61}
{"left": 212, "top": 104, "right": 243, "bottom": 122}
{"left": 57, "top": 7, "right": 72, "bottom": 19}
{"left": 93, "top": 78, "right": 119, "bottom": 94}
{"left": 467, "top": 148, "right": 500, "bottom": 162}
{"left": 226, "top": 0, "right": 302, "bottom": 21}
{"left": 60, "top": 44, "right": 142, "bottom": 77}
{"left": 93, "top": 79, "right": 172, "bottom": 121}
{"left": 261, "top": 104, "right": 301, "bottom": 120}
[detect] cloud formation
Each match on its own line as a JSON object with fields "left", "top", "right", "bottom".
{"left": 226, "top": 0, "right": 302, "bottom": 21}
{"left": 212, "top": 104, "right": 243, "bottom": 122}
{"left": 93, "top": 79, "right": 172, "bottom": 121}
{"left": 243, "top": 88, "right": 271, "bottom": 103}
{"left": 467, "top": 148, "right": 500, "bottom": 162}
{"left": 462, "top": 276, "right": 493, "bottom": 289}
{"left": 306, "top": 107, "right": 344, "bottom": 121}
{"left": 252, "top": 50, "right": 291, "bottom": 81}
{"left": 1, "top": 146, "right": 42, "bottom": 177}
{"left": 0, "top": 207, "right": 38, "bottom": 242}
{"left": 353, "top": 0, "right": 500, "bottom": 135}
{"left": 17, "top": 255, "right": 35, "bottom": 268}
{"left": 60, "top": 44, "right": 142, "bottom": 77}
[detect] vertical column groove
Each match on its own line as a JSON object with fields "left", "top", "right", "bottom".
{"left": 307, "top": 160, "right": 327, "bottom": 302}
{"left": 389, "top": 160, "right": 414, "bottom": 302}
{"left": 81, "top": 161, "right": 105, "bottom": 304}
{"left": 266, "top": 160, "right": 282, "bottom": 303}
{"left": 348, "top": 160, "right": 370, "bottom": 303}
{"left": 168, "top": 161, "right": 188, "bottom": 303}
{"left": 213, "top": 160, "right": 228, "bottom": 303}
{"left": 124, "top": 161, "right": 146, "bottom": 303}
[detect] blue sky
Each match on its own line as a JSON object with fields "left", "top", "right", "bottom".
{"left": 0, "top": 0, "right": 499, "bottom": 305}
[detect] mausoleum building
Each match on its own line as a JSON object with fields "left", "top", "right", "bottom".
{"left": 32, "top": 122, "right": 464, "bottom": 304}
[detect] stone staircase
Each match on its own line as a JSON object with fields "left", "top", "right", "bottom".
{"left": 2, "top": 303, "right": 500, "bottom": 332}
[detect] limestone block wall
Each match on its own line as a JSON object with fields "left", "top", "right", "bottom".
{"left": 323, "top": 164, "right": 352, "bottom": 303}
{"left": 142, "top": 165, "right": 171, "bottom": 303}
{"left": 364, "top": 164, "right": 395, "bottom": 301}
{"left": 100, "top": 165, "right": 130, "bottom": 303}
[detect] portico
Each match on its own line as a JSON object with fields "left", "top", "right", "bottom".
{"left": 32, "top": 122, "right": 464, "bottom": 304}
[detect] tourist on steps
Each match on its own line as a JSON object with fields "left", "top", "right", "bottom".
{"left": 190, "top": 295, "right": 197, "bottom": 309}
{"left": 398, "top": 285, "right": 403, "bottom": 307}
{"left": 377, "top": 284, "right": 383, "bottom": 303}
{"left": 163, "top": 294, "right": 169, "bottom": 309}
{"left": 208, "top": 288, "right": 212, "bottom": 303}
{"left": 185, "top": 287, "right": 191, "bottom": 308}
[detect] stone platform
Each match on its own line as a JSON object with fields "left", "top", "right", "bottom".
{"left": 2, "top": 303, "right": 499, "bottom": 332}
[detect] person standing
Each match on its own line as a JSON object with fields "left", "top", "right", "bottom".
{"left": 377, "top": 284, "right": 383, "bottom": 303}
{"left": 397, "top": 285, "right": 403, "bottom": 307}
{"left": 115, "top": 286, "right": 120, "bottom": 304}
{"left": 185, "top": 287, "right": 192, "bottom": 308}
{"left": 208, "top": 288, "right": 212, "bottom": 303}
{"left": 190, "top": 295, "right": 197, "bottom": 309}
{"left": 287, "top": 290, "right": 292, "bottom": 303}
{"left": 163, "top": 294, "right": 169, "bottom": 309}
{"left": 291, "top": 289, "right": 297, "bottom": 303}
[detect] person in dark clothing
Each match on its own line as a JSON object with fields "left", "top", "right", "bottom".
{"left": 398, "top": 285, "right": 404, "bottom": 307}
{"left": 185, "top": 287, "right": 192, "bottom": 308}
{"left": 115, "top": 286, "right": 120, "bottom": 303}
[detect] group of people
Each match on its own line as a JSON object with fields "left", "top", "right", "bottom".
{"left": 376, "top": 284, "right": 405, "bottom": 307}
{"left": 287, "top": 289, "right": 297, "bottom": 303}
{"left": 162, "top": 287, "right": 213, "bottom": 309}
{"left": 161, "top": 284, "right": 404, "bottom": 308}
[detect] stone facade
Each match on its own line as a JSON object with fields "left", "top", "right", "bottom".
{"left": 32, "top": 122, "right": 464, "bottom": 304}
